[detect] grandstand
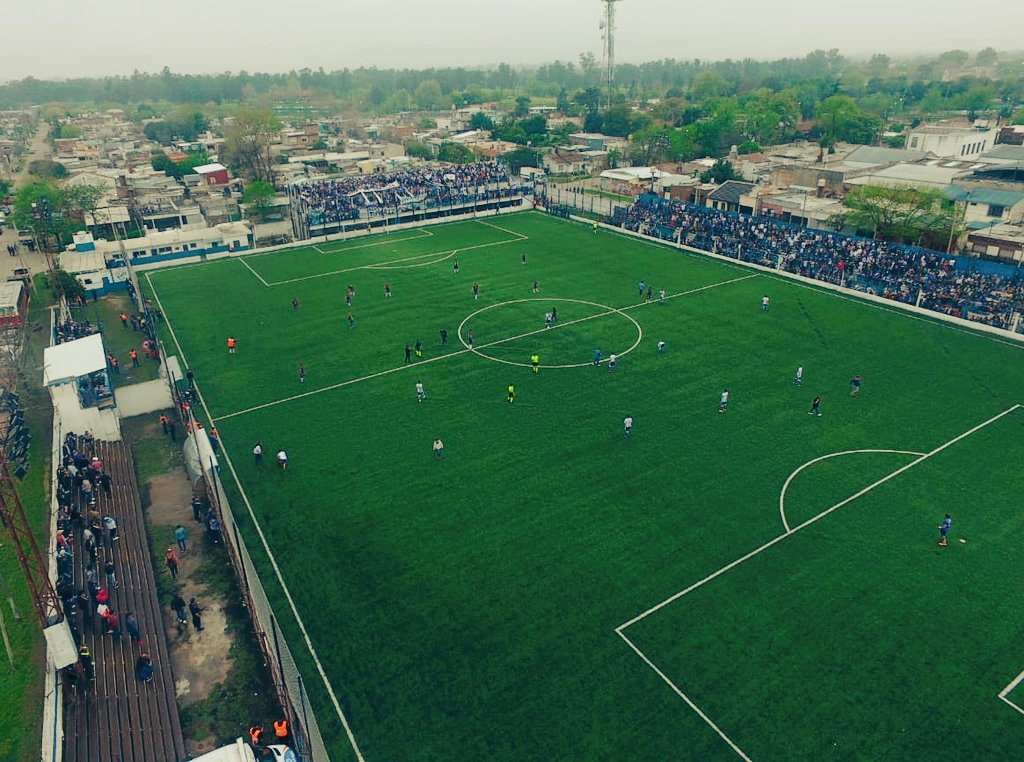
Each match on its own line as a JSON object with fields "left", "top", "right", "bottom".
{"left": 614, "top": 194, "right": 1024, "bottom": 334}
{"left": 289, "top": 160, "right": 530, "bottom": 238}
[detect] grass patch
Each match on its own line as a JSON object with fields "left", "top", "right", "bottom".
{"left": 71, "top": 294, "right": 160, "bottom": 386}
{"left": 145, "top": 211, "right": 1024, "bottom": 759}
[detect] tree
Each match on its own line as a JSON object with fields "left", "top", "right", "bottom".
{"left": 437, "top": 143, "right": 475, "bottom": 164}
{"left": 469, "top": 112, "right": 495, "bottom": 131}
{"left": 28, "top": 159, "right": 67, "bottom": 179}
{"left": 11, "top": 182, "right": 70, "bottom": 251}
{"left": 241, "top": 180, "right": 276, "bottom": 220}
{"left": 414, "top": 79, "right": 443, "bottom": 110}
{"left": 405, "top": 142, "right": 433, "bottom": 160}
{"left": 813, "top": 95, "right": 879, "bottom": 146}
{"left": 832, "top": 184, "right": 956, "bottom": 245}
{"left": 222, "top": 108, "right": 281, "bottom": 183}
{"left": 513, "top": 96, "right": 531, "bottom": 118}
{"left": 63, "top": 184, "right": 106, "bottom": 228}
{"left": 699, "top": 159, "right": 738, "bottom": 184}
{"left": 690, "top": 70, "right": 733, "bottom": 100}
{"left": 499, "top": 148, "right": 541, "bottom": 174}
{"left": 975, "top": 47, "right": 998, "bottom": 68}
{"left": 602, "top": 104, "right": 633, "bottom": 137}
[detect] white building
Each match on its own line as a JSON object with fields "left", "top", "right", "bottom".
{"left": 906, "top": 122, "right": 999, "bottom": 159}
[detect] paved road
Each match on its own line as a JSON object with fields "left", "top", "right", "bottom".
{"left": 1, "top": 121, "right": 54, "bottom": 281}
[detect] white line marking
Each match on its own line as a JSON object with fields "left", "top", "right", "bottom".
{"left": 238, "top": 256, "right": 270, "bottom": 287}
{"left": 619, "top": 403, "right": 1021, "bottom": 631}
{"left": 456, "top": 297, "right": 644, "bottom": 369}
{"left": 146, "top": 272, "right": 367, "bottom": 762}
{"left": 212, "top": 274, "right": 757, "bottom": 421}
{"left": 616, "top": 404, "right": 1021, "bottom": 759}
{"left": 998, "top": 668, "right": 1024, "bottom": 716}
{"left": 475, "top": 218, "right": 530, "bottom": 240}
{"left": 778, "top": 449, "right": 926, "bottom": 533}
{"left": 312, "top": 228, "right": 433, "bottom": 254}
{"left": 261, "top": 236, "right": 524, "bottom": 286}
{"left": 617, "top": 629, "right": 752, "bottom": 761}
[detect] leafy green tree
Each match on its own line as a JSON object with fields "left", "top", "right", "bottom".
{"left": 28, "top": 159, "right": 67, "bottom": 179}
{"left": 11, "top": 182, "right": 70, "bottom": 251}
{"left": 602, "top": 104, "right": 633, "bottom": 137}
{"left": 405, "top": 142, "right": 433, "bottom": 160}
{"left": 690, "top": 70, "right": 733, "bottom": 100}
{"left": 416, "top": 117, "right": 436, "bottom": 130}
{"left": 469, "top": 112, "right": 495, "bottom": 131}
{"left": 437, "top": 143, "right": 475, "bottom": 164}
{"left": 832, "top": 185, "right": 958, "bottom": 246}
{"left": 414, "top": 79, "right": 444, "bottom": 109}
{"left": 241, "top": 180, "right": 276, "bottom": 220}
{"left": 814, "top": 95, "right": 879, "bottom": 146}
{"left": 975, "top": 47, "right": 998, "bottom": 68}
{"left": 222, "top": 108, "right": 281, "bottom": 183}
{"left": 499, "top": 148, "right": 541, "bottom": 174}
{"left": 513, "top": 96, "right": 531, "bottom": 118}
{"left": 699, "top": 159, "right": 738, "bottom": 184}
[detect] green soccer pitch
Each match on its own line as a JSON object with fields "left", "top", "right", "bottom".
{"left": 145, "top": 212, "right": 1024, "bottom": 760}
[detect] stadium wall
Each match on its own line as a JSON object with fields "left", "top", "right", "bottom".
{"left": 577, "top": 214, "right": 1024, "bottom": 346}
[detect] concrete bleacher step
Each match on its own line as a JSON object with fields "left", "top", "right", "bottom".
{"left": 64, "top": 439, "right": 187, "bottom": 762}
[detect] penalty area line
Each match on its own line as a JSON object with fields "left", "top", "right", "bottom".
{"left": 999, "top": 668, "right": 1024, "bottom": 717}
{"left": 615, "top": 403, "right": 1022, "bottom": 760}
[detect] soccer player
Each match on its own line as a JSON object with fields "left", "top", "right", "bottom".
{"left": 439, "top": 328, "right": 448, "bottom": 345}
{"left": 850, "top": 374, "right": 862, "bottom": 396}
{"left": 659, "top": 288, "right": 666, "bottom": 304}
{"left": 794, "top": 366, "right": 803, "bottom": 385}
{"left": 592, "top": 220, "right": 598, "bottom": 234}
{"left": 276, "top": 450, "right": 288, "bottom": 469}
{"left": 521, "top": 253, "right": 527, "bottom": 266}
{"left": 544, "top": 311, "right": 552, "bottom": 329}
{"left": 646, "top": 286, "right": 653, "bottom": 302}
{"left": 298, "top": 363, "right": 306, "bottom": 384}
{"left": 433, "top": 439, "right": 445, "bottom": 459}
{"left": 532, "top": 279, "right": 539, "bottom": 294}
{"left": 551, "top": 306, "right": 557, "bottom": 322}
{"left": 507, "top": 383, "right": 516, "bottom": 404}
{"left": 531, "top": 353, "right": 540, "bottom": 373}
{"left": 453, "top": 258, "right": 460, "bottom": 274}
{"left": 384, "top": 282, "right": 392, "bottom": 298}
{"left": 472, "top": 283, "right": 480, "bottom": 300}
{"left": 291, "top": 298, "right": 300, "bottom": 310}
{"left": 608, "top": 353, "right": 617, "bottom": 372}
{"left": 467, "top": 330, "right": 474, "bottom": 348}
{"left": 938, "top": 513, "right": 952, "bottom": 546}
{"left": 593, "top": 348, "right": 602, "bottom": 366}
{"left": 416, "top": 381, "right": 426, "bottom": 403}
{"left": 415, "top": 339, "right": 423, "bottom": 358}
{"left": 761, "top": 295, "right": 770, "bottom": 311}
{"left": 405, "top": 345, "right": 412, "bottom": 363}
{"left": 347, "top": 313, "right": 355, "bottom": 330}
{"left": 637, "top": 280, "right": 646, "bottom": 297}
{"left": 657, "top": 340, "right": 665, "bottom": 353}
{"left": 623, "top": 415, "right": 633, "bottom": 438}
{"left": 226, "top": 336, "right": 236, "bottom": 354}
{"left": 719, "top": 389, "right": 729, "bottom": 413}
{"left": 808, "top": 396, "right": 821, "bottom": 416}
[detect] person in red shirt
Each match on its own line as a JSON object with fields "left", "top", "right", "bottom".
{"left": 226, "top": 336, "right": 237, "bottom": 354}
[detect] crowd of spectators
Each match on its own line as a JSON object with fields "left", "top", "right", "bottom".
{"left": 618, "top": 196, "right": 1024, "bottom": 333}
{"left": 292, "top": 161, "right": 522, "bottom": 227}
{"left": 54, "top": 316, "right": 99, "bottom": 345}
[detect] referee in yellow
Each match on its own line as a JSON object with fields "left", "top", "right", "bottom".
{"left": 531, "top": 353, "right": 540, "bottom": 373}
{"left": 507, "top": 384, "right": 516, "bottom": 404}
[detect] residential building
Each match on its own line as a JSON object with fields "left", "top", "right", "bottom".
{"left": 966, "top": 223, "right": 1024, "bottom": 263}
{"left": 543, "top": 152, "right": 591, "bottom": 175}
{"left": 906, "top": 121, "right": 998, "bottom": 159}
{"left": 705, "top": 181, "right": 757, "bottom": 214}
{"left": 192, "top": 162, "right": 230, "bottom": 186}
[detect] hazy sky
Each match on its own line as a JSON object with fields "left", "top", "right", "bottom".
{"left": 9, "top": 0, "right": 1024, "bottom": 80}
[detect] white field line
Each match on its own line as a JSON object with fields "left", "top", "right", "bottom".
{"left": 238, "top": 256, "right": 271, "bottom": 287}
{"left": 617, "top": 629, "right": 752, "bottom": 761}
{"left": 212, "top": 274, "right": 758, "bottom": 422}
{"left": 261, "top": 236, "right": 524, "bottom": 287}
{"left": 619, "top": 403, "right": 1021, "bottom": 632}
{"left": 998, "top": 668, "right": 1024, "bottom": 717}
{"left": 616, "top": 404, "right": 1022, "bottom": 760}
{"left": 475, "top": 218, "right": 530, "bottom": 240}
{"left": 778, "top": 449, "right": 926, "bottom": 533}
{"left": 312, "top": 227, "right": 434, "bottom": 255}
{"left": 146, "top": 272, "right": 367, "bottom": 762}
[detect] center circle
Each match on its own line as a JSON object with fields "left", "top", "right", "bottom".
{"left": 456, "top": 298, "right": 644, "bottom": 368}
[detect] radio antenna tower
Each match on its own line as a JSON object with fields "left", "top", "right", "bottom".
{"left": 599, "top": 0, "right": 623, "bottom": 111}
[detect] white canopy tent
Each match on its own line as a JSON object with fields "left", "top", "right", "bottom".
{"left": 43, "top": 333, "right": 106, "bottom": 386}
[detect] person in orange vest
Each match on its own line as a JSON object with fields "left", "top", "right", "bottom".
{"left": 119, "top": 312, "right": 128, "bottom": 327}
{"left": 159, "top": 413, "right": 169, "bottom": 435}
{"left": 273, "top": 718, "right": 289, "bottom": 743}
{"left": 248, "top": 724, "right": 263, "bottom": 745}
{"left": 227, "top": 336, "right": 237, "bottom": 354}
{"left": 110, "top": 356, "right": 120, "bottom": 375}
{"left": 129, "top": 348, "right": 139, "bottom": 367}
